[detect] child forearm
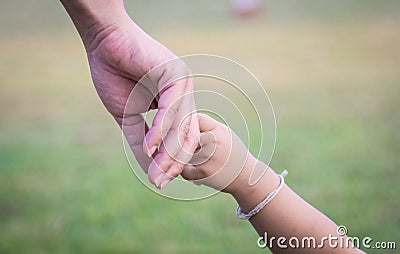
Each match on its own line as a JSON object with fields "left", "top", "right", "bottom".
{"left": 231, "top": 159, "right": 364, "bottom": 254}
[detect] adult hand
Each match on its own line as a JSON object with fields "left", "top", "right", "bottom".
{"left": 61, "top": 0, "right": 199, "bottom": 189}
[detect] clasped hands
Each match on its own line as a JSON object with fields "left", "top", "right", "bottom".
{"left": 84, "top": 14, "right": 255, "bottom": 193}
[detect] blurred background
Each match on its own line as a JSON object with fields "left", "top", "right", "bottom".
{"left": 0, "top": 0, "right": 399, "bottom": 253}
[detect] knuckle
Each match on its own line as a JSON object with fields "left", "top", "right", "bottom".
{"left": 168, "top": 164, "right": 184, "bottom": 177}
{"left": 165, "top": 106, "right": 179, "bottom": 119}
{"left": 186, "top": 135, "right": 199, "bottom": 150}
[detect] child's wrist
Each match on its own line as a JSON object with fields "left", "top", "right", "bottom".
{"left": 230, "top": 159, "right": 281, "bottom": 213}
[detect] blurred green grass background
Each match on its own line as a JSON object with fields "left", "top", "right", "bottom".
{"left": 0, "top": 0, "right": 399, "bottom": 253}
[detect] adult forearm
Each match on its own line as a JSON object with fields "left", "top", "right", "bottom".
{"left": 60, "top": 0, "right": 131, "bottom": 50}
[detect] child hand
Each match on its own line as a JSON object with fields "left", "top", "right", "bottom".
{"left": 181, "top": 114, "right": 258, "bottom": 194}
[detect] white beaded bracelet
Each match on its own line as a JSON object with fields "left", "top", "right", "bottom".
{"left": 236, "top": 170, "right": 288, "bottom": 220}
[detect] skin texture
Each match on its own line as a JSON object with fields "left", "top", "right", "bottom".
{"left": 184, "top": 114, "right": 365, "bottom": 254}
{"left": 60, "top": 0, "right": 199, "bottom": 188}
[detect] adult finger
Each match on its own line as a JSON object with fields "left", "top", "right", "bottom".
{"left": 143, "top": 59, "right": 191, "bottom": 157}
{"left": 143, "top": 79, "right": 186, "bottom": 157}
{"left": 175, "top": 90, "right": 200, "bottom": 164}
{"left": 147, "top": 110, "right": 192, "bottom": 188}
{"left": 121, "top": 114, "right": 154, "bottom": 173}
{"left": 147, "top": 142, "right": 173, "bottom": 188}
{"left": 154, "top": 84, "right": 201, "bottom": 188}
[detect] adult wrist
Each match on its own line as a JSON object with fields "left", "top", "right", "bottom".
{"left": 60, "top": 0, "right": 131, "bottom": 51}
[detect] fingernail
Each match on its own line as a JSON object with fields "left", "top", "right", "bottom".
{"left": 147, "top": 146, "right": 157, "bottom": 157}
{"left": 154, "top": 173, "right": 165, "bottom": 188}
{"left": 160, "top": 179, "right": 171, "bottom": 190}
